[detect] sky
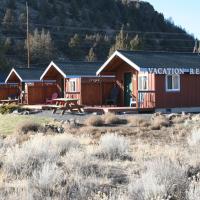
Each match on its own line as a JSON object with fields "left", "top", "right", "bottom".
{"left": 145, "top": 0, "right": 199, "bottom": 39}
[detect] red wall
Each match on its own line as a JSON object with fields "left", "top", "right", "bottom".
{"left": 155, "top": 74, "right": 200, "bottom": 108}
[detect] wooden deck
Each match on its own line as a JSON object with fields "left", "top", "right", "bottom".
{"left": 84, "top": 106, "right": 155, "bottom": 114}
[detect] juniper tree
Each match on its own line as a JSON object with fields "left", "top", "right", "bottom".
{"left": 2, "top": 9, "right": 14, "bottom": 31}
{"left": 86, "top": 48, "right": 97, "bottom": 62}
{"left": 25, "top": 29, "right": 54, "bottom": 63}
{"left": 109, "top": 26, "right": 129, "bottom": 56}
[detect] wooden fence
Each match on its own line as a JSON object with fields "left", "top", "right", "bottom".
{"left": 26, "top": 82, "right": 59, "bottom": 105}
{"left": 0, "top": 84, "right": 19, "bottom": 100}
{"left": 81, "top": 77, "right": 116, "bottom": 106}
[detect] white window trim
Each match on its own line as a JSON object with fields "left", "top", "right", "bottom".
{"left": 138, "top": 74, "right": 148, "bottom": 91}
{"left": 165, "top": 74, "right": 180, "bottom": 92}
{"left": 69, "top": 79, "right": 76, "bottom": 92}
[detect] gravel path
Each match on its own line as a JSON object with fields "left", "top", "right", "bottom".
{"left": 31, "top": 110, "right": 153, "bottom": 123}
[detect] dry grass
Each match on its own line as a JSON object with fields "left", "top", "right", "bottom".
{"left": 0, "top": 114, "right": 52, "bottom": 135}
{"left": 128, "top": 116, "right": 150, "bottom": 127}
{"left": 151, "top": 115, "right": 170, "bottom": 130}
{"left": 16, "top": 121, "right": 43, "bottom": 135}
{"left": 85, "top": 115, "right": 105, "bottom": 127}
{"left": 102, "top": 113, "right": 127, "bottom": 125}
{"left": 1, "top": 113, "right": 200, "bottom": 199}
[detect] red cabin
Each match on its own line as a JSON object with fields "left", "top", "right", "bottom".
{"left": 97, "top": 50, "right": 200, "bottom": 113}
{"left": 40, "top": 61, "right": 116, "bottom": 106}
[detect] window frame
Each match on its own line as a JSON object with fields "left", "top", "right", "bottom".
{"left": 69, "top": 79, "right": 76, "bottom": 92}
{"left": 165, "top": 74, "right": 180, "bottom": 92}
{"left": 138, "top": 74, "right": 148, "bottom": 91}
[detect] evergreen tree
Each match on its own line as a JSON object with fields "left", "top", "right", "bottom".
{"left": 86, "top": 48, "right": 97, "bottom": 61}
{"left": 130, "top": 34, "right": 141, "bottom": 50}
{"left": 109, "top": 26, "right": 129, "bottom": 56}
{"left": 2, "top": 9, "right": 14, "bottom": 31}
{"left": 68, "top": 34, "right": 83, "bottom": 60}
{"left": 26, "top": 29, "right": 54, "bottom": 63}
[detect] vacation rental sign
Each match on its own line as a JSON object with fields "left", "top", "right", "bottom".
{"left": 141, "top": 68, "right": 200, "bottom": 75}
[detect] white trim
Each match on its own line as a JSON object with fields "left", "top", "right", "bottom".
{"left": 66, "top": 75, "right": 116, "bottom": 78}
{"left": 165, "top": 74, "right": 180, "bottom": 92}
{"left": 69, "top": 78, "right": 76, "bottom": 92}
{"left": 23, "top": 80, "right": 54, "bottom": 83}
{"left": 96, "top": 50, "right": 140, "bottom": 75}
{"left": 138, "top": 74, "right": 148, "bottom": 91}
{"left": 40, "top": 61, "right": 66, "bottom": 80}
{"left": 5, "top": 68, "right": 23, "bottom": 83}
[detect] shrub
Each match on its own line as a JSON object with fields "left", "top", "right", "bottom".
{"left": 0, "top": 104, "right": 21, "bottom": 114}
{"left": 98, "top": 133, "right": 130, "bottom": 160}
{"left": 17, "top": 121, "right": 43, "bottom": 135}
{"left": 187, "top": 180, "right": 200, "bottom": 200}
{"left": 85, "top": 115, "right": 105, "bottom": 127}
{"left": 151, "top": 115, "right": 170, "bottom": 130}
{"left": 3, "top": 135, "right": 58, "bottom": 178}
{"left": 128, "top": 157, "right": 188, "bottom": 200}
{"left": 128, "top": 116, "right": 150, "bottom": 127}
{"left": 29, "top": 162, "right": 64, "bottom": 199}
{"left": 52, "top": 134, "right": 81, "bottom": 155}
{"left": 187, "top": 129, "right": 200, "bottom": 146}
{"left": 102, "top": 113, "right": 127, "bottom": 125}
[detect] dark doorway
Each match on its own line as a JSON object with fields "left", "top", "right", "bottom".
{"left": 124, "top": 72, "right": 133, "bottom": 106}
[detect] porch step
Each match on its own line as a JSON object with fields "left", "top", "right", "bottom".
{"left": 84, "top": 107, "right": 138, "bottom": 114}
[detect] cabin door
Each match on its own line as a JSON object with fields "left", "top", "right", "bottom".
{"left": 124, "top": 72, "right": 133, "bottom": 106}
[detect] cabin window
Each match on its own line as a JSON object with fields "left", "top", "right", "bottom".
{"left": 166, "top": 74, "right": 180, "bottom": 92}
{"left": 138, "top": 75, "right": 148, "bottom": 90}
{"left": 69, "top": 79, "right": 76, "bottom": 92}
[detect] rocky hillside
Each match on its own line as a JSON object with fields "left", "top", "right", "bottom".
{"left": 0, "top": 0, "right": 195, "bottom": 72}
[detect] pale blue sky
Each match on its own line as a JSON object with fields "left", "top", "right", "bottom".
{"left": 145, "top": 0, "right": 199, "bottom": 39}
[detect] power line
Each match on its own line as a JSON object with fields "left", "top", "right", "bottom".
{"left": 26, "top": 1, "right": 30, "bottom": 68}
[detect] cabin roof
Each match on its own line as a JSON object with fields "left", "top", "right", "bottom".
{"left": 41, "top": 61, "right": 103, "bottom": 79}
{"left": 15, "top": 68, "right": 44, "bottom": 81}
{"left": 55, "top": 61, "right": 103, "bottom": 76}
{"left": 6, "top": 68, "right": 44, "bottom": 83}
{"left": 118, "top": 50, "right": 200, "bottom": 68}
{"left": 97, "top": 50, "right": 200, "bottom": 75}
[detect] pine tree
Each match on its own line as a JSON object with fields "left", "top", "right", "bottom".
{"left": 130, "top": 34, "right": 141, "bottom": 50}
{"left": 109, "top": 26, "right": 129, "bottom": 56}
{"left": 26, "top": 29, "right": 54, "bottom": 63}
{"left": 69, "top": 34, "right": 81, "bottom": 48}
{"left": 2, "top": 8, "right": 14, "bottom": 31}
{"left": 68, "top": 34, "right": 83, "bottom": 60}
{"left": 86, "top": 48, "right": 97, "bottom": 62}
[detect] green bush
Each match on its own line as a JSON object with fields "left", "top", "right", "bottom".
{"left": 0, "top": 104, "right": 21, "bottom": 114}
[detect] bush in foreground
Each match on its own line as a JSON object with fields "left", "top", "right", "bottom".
{"left": 17, "top": 121, "right": 43, "bottom": 135}
{"left": 103, "top": 113, "right": 127, "bottom": 125}
{"left": 187, "top": 128, "right": 200, "bottom": 146}
{"left": 85, "top": 115, "right": 105, "bottom": 127}
{"left": 129, "top": 157, "right": 188, "bottom": 200}
{"left": 98, "top": 133, "right": 131, "bottom": 160}
{"left": 0, "top": 104, "right": 21, "bottom": 114}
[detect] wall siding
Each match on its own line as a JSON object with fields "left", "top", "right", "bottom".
{"left": 155, "top": 74, "right": 200, "bottom": 108}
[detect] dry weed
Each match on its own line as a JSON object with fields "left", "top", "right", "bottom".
{"left": 85, "top": 115, "right": 105, "bottom": 127}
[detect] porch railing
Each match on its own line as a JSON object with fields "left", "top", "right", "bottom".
{"left": 138, "top": 90, "right": 156, "bottom": 109}
{"left": 65, "top": 92, "right": 81, "bottom": 100}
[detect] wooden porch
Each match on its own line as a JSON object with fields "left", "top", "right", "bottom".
{"left": 84, "top": 90, "right": 156, "bottom": 114}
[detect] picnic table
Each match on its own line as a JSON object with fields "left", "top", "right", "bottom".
{"left": 0, "top": 99, "right": 19, "bottom": 105}
{"left": 49, "top": 98, "right": 83, "bottom": 115}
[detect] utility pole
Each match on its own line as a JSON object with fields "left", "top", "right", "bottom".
{"left": 26, "top": 1, "right": 30, "bottom": 68}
